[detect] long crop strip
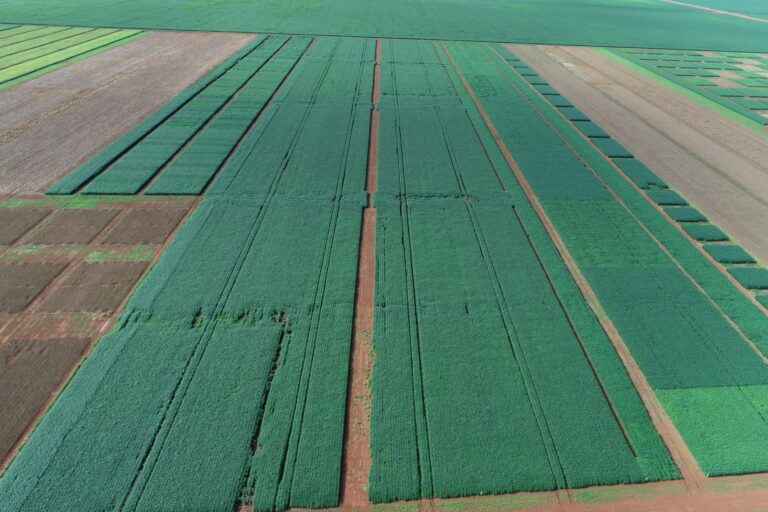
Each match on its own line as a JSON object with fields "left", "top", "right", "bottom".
{"left": 368, "top": 39, "right": 677, "bottom": 503}
{"left": 0, "top": 24, "right": 141, "bottom": 89}
{"left": 0, "top": 37, "right": 372, "bottom": 512}
{"left": 449, "top": 42, "right": 768, "bottom": 477}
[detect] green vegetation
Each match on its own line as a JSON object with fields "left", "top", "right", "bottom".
{"left": 369, "top": 39, "right": 677, "bottom": 503}
{"left": 49, "top": 35, "right": 315, "bottom": 195}
{"left": 1, "top": 0, "right": 768, "bottom": 51}
{"left": 478, "top": 43, "right": 768, "bottom": 476}
{"left": 704, "top": 244, "right": 756, "bottom": 264}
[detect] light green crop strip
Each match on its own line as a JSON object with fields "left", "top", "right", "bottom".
{"left": 0, "top": 26, "right": 87, "bottom": 55}
{"left": 0, "top": 25, "right": 71, "bottom": 49}
{"left": 0, "top": 29, "right": 142, "bottom": 89}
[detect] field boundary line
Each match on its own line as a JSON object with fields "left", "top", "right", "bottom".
{"left": 137, "top": 35, "right": 292, "bottom": 194}
{"left": 51, "top": 34, "right": 268, "bottom": 194}
{"left": 339, "top": 37, "right": 378, "bottom": 509}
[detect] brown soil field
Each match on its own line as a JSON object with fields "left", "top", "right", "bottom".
{"left": 0, "top": 337, "right": 91, "bottom": 462}
{"left": 102, "top": 208, "right": 185, "bottom": 244}
{"left": 26, "top": 208, "right": 119, "bottom": 244}
{"left": 0, "top": 208, "right": 52, "bottom": 244}
{"left": 39, "top": 261, "right": 148, "bottom": 312}
{"left": 0, "top": 262, "right": 67, "bottom": 313}
{"left": 0, "top": 30, "right": 255, "bottom": 194}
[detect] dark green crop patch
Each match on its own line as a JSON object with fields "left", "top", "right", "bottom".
{"left": 683, "top": 223, "right": 728, "bottom": 242}
{"left": 647, "top": 189, "right": 687, "bottom": 206}
{"left": 704, "top": 244, "right": 755, "bottom": 264}
{"left": 730, "top": 267, "right": 768, "bottom": 290}
{"left": 665, "top": 207, "right": 706, "bottom": 223}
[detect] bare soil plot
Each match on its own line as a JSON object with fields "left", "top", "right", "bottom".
{"left": 0, "top": 30, "right": 255, "bottom": 194}
{"left": 510, "top": 44, "right": 768, "bottom": 264}
{"left": 40, "top": 262, "right": 148, "bottom": 312}
{"left": 0, "top": 262, "right": 67, "bottom": 313}
{"left": 102, "top": 208, "right": 185, "bottom": 244}
{"left": 0, "top": 208, "right": 52, "bottom": 244}
{"left": 25, "top": 208, "right": 119, "bottom": 245}
{"left": 0, "top": 337, "right": 90, "bottom": 462}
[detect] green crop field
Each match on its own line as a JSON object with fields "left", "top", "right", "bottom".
{"left": 0, "top": 0, "right": 768, "bottom": 51}
{"left": 3, "top": 0, "right": 768, "bottom": 510}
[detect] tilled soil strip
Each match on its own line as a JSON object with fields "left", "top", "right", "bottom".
{"left": 339, "top": 38, "right": 379, "bottom": 509}
{"left": 502, "top": 45, "right": 768, "bottom": 358}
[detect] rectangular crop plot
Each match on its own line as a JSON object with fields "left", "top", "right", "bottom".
{"left": 101, "top": 208, "right": 185, "bottom": 245}
{"left": 0, "top": 208, "right": 52, "bottom": 245}
{"left": 0, "top": 262, "right": 67, "bottom": 313}
{"left": 39, "top": 261, "right": 148, "bottom": 312}
{"left": 0, "top": 26, "right": 142, "bottom": 89}
{"left": 25, "top": 208, "right": 118, "bottom": 245}
{"left": 614, "top": 49, "right": 768, "bottom": 127}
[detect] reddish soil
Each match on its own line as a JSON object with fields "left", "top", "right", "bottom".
{"left": 0, "top": 337, "right": 90, "bottom": 461}
{"left": 0, "top": 197, "right": 194, "bottom": 469}
{"left": 339, "top": 38, "right": 380, "bottom": 510}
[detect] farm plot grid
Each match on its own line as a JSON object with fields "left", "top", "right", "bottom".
{"left": 0, "top": 24, "right": 142, "bottom": 89}
{"left": 612, "top": 48, "right": 768, "bottom": 127}
{"left": 3, "top": 36, "right": 768, "bottom": 512}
